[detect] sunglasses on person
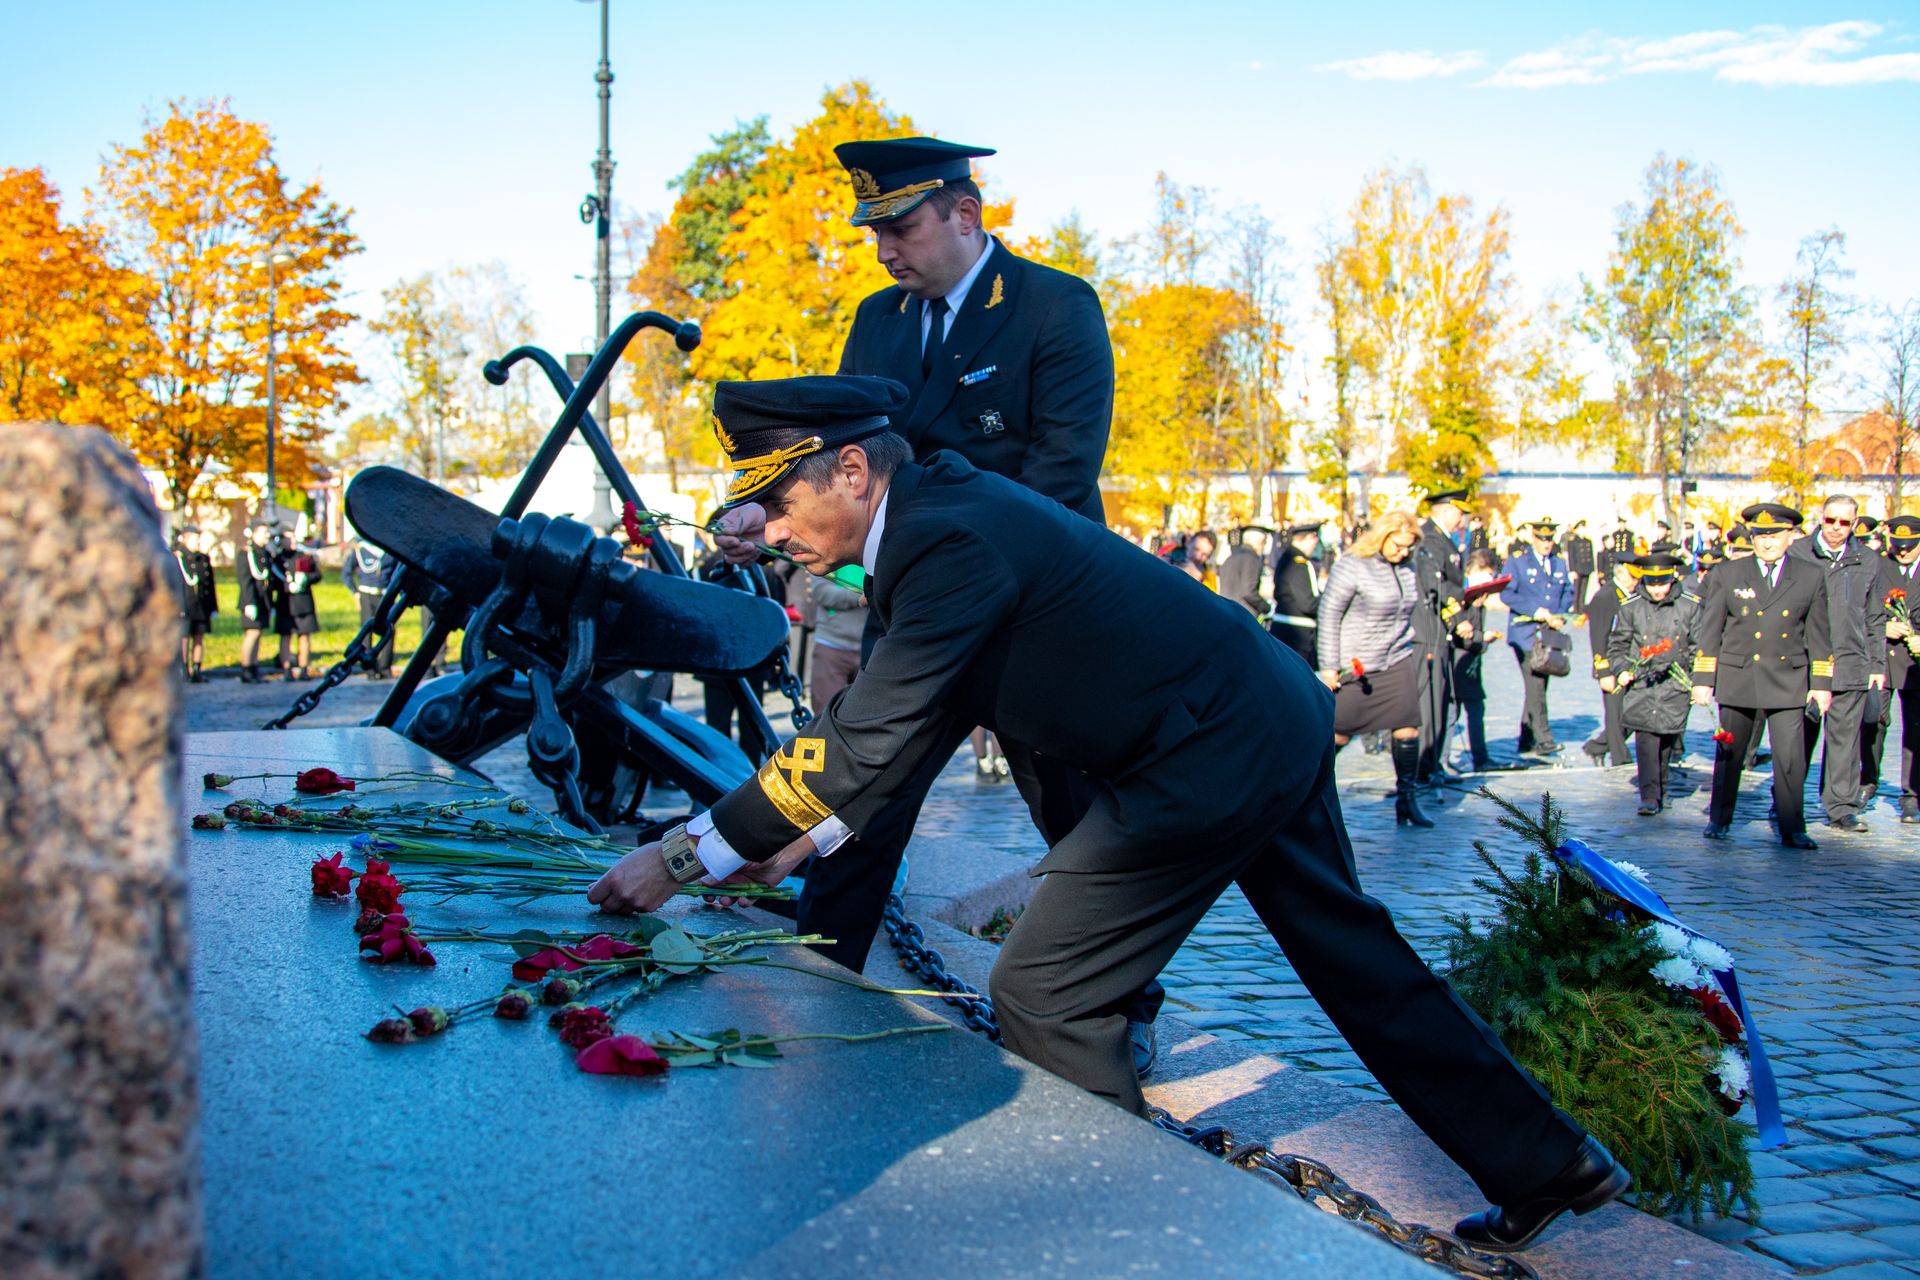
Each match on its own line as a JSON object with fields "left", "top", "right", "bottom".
{"left": 1823, "top": 516, "right": 1854, "bottom": 527}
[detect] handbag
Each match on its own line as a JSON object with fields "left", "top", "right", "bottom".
{"left": 1527, "top": 627, "right": 1572, "bottom": 678}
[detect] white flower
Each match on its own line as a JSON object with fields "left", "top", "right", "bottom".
{"left": 1651, "top": 956, "right": 1707, "bottom": 989}
{"left": 1608, "top": 859, "right": 1651, "bottom": 883}
{"left": 1714, "top": 1046, "right": 1751, "bottom": 1100}
{"left": 1649, "top": 922, "right": 1693, "bottom": 958}
{"left": 1687, "top": 935, "right": 1735, "bottom": 972}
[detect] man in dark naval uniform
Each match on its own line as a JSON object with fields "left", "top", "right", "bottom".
{"left": 1694, "top": 503, "right": 1834, "bottom": 849}
{"left": 592, "top": 376, "right": 1630, "bottom": 1256}
{"left": 1867, "top": 515, "right": 1920, "bottom": 822}
{"left": 722, "top": 137, "right": 1165, "bottom": 1067}
{"left": 1413, "top": 489, "right": 1469, "bottom": 781}
{"left": 1269, "top": 521, "right": 1324, "bottom": 664}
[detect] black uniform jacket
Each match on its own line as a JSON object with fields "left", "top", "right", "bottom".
{"left": 1587, "top": 583, "right": 1626, "bottom": 680}
{"left": 709, "top": 455, "right": 1330, "bottom": 871}
{"left": 1692, "top": 554, "right": 1834, "bottom": 708}
{"left": 1412, "top": 521, "right": 1464, "bottom": 646}
{"left": 1607, "top": 587, "right": 1702, "bottom": 735}
{"left": 838, "top": 238, "right": 1113, "bottom": 523}
{"left": 1270, "top": 548, "right": 1321, "bottom": 662}
{"left": 1880, "top": 554, "right": 1920, "bottom": 691}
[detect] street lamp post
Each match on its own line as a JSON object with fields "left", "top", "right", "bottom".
{"left": 253, "top": 241, "right": 296, "bottom": 526}
{"left": 576, "top": 0, "right": 617, "bottom": 533}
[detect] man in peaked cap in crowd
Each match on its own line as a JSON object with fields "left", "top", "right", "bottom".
{"left": 592, "top": 374, "right": 1630, "bottom": 1255}
{"left": 1414, "top": 489, "right": 1470, "bottom": 782}
{"left": 714, "top": 135, "right": 1170, "bottom": 1070}
{"left": 1269, "top": 521, "right": 1326, "bottom": 665}
{"left": 1866, "top": 514, "right": 1920, "bottom": 822}
{"left": 1694, "top": 503, "right": 1834, "bottom": 849}
{"left": 1501, "top": 516, "right": 1575, "bottom": 756}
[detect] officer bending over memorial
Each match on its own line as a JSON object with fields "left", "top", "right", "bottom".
{"left": 589, "top": 373, "right": 1630, "bottom": 1255}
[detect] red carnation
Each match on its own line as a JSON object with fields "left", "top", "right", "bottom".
{"left": 406, "top": 1006, "right": 451, "bottom": 1038}
{"left": 1686, "top": 985, "right": 1745, "bottom": 1044}
{"left": 1713, "top": 729, "right": 1736, "bottom": 747}
{"left": 494, "top": 990, "right": 535, "bottom": 1020}
{"left": 542, "top": 976, "right": 583, "bottom": 1005}
{"left": 510, "top": 934, "right": 643, "bottom": 982}
{"left": 575, "top": 1034, "right": 669, "bottom": 1077}
{"left": 311, "top": 852, "right": 357, "bottom": 898}
{"left": 1890, "top": 589, "right": 1908, "bottom": 602}
{"left": 191, "top": 813, "right": 227, "bottom": 830}
{"left": 1350, "top": 658, "right": 1365, "bottom": 678}
{"left": 359, "top": 914, "right": 436, "bottom": 966}
{"left": 355, "top": 859, "right": 405, "bottom": 914}
{"left": 365, "top": 1017, "right": 413, "bottom": 1044}
{"left": 353, "top": 907, "right": 388, "bottom": 936}
{"left": 203, "top": 772, "right": 234, "bottom": 789}
{"left": 1639, "top": 638, "right": 1673, "bottom": 659}
{"left": 294, "top": 767, "right": 356, "bottom": 795}
{"left": 555, "top": 1005, "right": 615, "bottom": 1050}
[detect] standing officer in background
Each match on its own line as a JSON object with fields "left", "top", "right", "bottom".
{"left": 1269, "top": 521, "right": 1324, "bottom": 664}
{"left": 1868, "top": 515, "right": 1920, "bottom": 823}
{"left": 1694, "top": 504, "right": 1833, "bottom": 850}
{"left": 1584, "top": 555, "right": 1638, "bottom": 768}
{"left": 720, "top": 137, "right": 1166, "bottom": 1067}
{"left": 236, "top": 519, "right": 278, "bottom": 684}
{"left": 1413, "top": 489, "right": 1469, "bottom": 782}
{"left": 1788, "top": 494, "right": 1885, "bottom": 835}
{"left": 1564, "top": 520, "right": 1596, "bottom": 608}
{"left": 342, "top": 531, "right": 397, "bottom": 679}
{"left": 1502, "top": 517, "right": 1575, "bottom": 757}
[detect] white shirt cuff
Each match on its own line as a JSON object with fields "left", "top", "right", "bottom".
{"left": 686, "top": 810, "right": 851, "bottom": 881}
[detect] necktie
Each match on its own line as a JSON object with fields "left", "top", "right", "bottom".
{"left": 921, "top": 296, "right": 949, "bottom": 380}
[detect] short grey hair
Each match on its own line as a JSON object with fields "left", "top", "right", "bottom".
{"left": 1822, "top": 493, "right": 1858, "bottom": 514}
{"left": 787, "top": 431, "right": 913, "bottom": 491}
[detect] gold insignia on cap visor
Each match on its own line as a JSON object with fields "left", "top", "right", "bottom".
{"left": 713, "top": 417, "right": 736, "bottom": 454}
{"left": 853, "top": 178, "right": 947, "bottom": 222}
{"left": 724, "top": 436, "right": 827, "bottom": 503}
{"left": 1750, "top": 512, "right": 1792, "bottom": 530}
{"left": 848, "top": 167, "right": 880, "bottom": 199}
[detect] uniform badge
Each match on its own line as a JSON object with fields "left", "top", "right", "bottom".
{"left": 1735, "top": 587, "right": 1756, "bottom": 599}
{"left": 979, "top": 410, "right": 1005, "bottom": 436}
{"left": 960, "top": 364, "right": 997, "bottom": 386}
{"left": 713, "top": 416, "right": 735, "bottom": 454}
{"left": 984, "top": 273, "right": 1005, "bottom": 310}
{"left": 849, "top": 168, "right": 881, "bottom": 200}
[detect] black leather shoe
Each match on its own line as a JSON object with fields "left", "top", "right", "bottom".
{"left": 1826, "top": 815, "right": 1866, "bottom": 834}
{"left": 1636, "top": 802, "right": 1660, "bottom": 816}
{"left": 1454, "top": 1136, "right": 1631, "bottom": 1253}
{"left": 1783, "top": 832, "right": 1819, "bottom": 850}
{"left": 1901, "top": 812, "right": 1920, "bottom": 826}
{"left": 1130, "top": 1018, "right": 1158, "bottom": 1079}
{"left": 1701, "top": 823, "right": 1731, "bottom": 840}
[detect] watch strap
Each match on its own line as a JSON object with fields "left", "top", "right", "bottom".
{"left": 661, "top": 822, "right": 705, "bottom": 884}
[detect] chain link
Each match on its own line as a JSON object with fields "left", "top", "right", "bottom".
{"left": 883, "top": 892, "right": 1536, "bottom": 1279}
{"left": 770, "top": 644, "right": 812, "bottom": 731}
{"left": 263, "top": 587, "right": 408, "bottom": 731}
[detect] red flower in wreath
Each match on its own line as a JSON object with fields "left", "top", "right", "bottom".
{"left": 294, "top": 767, "right": 356, "bottom": 795}
{"left": 311, "top": 852, "right": 357, "bottom": 898}
{"left": 1687, "top": 985, "right": 1745, "bottom": 1044}
{"left": 575, "top": 1034, "right": 669, "bottom": 1077}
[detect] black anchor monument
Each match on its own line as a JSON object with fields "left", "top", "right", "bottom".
{"left": 181, "top": 311, "right": 1435, "bottom": 1276}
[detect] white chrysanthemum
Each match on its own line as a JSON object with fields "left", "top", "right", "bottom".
{"left": 1651, "top": 956, "right": 1707, "bottom": 989}
{"left": 1688, "top": 935, "right": 1735, "bottom": 972}
{"left": 1649, "top": 922, "right": 1693, "bottom": 958}
{"left": 1608, "top": 859, "right": 1651, "bottom": 883}
{"left": 1714, "top": 1046, "right": 1751, "bottom": 1100}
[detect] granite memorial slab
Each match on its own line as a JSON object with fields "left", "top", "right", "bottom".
{"left": 184, "top": 726, "right": 1430, "bottom": 1277}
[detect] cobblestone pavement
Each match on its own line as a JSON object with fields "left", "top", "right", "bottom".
{"left": 196, "top": 625, "right": 1920, "bottom": 1275}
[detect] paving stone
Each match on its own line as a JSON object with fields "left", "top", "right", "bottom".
{"left": 1831, "top": 1195, "right": 1920, "bottom": 1227}
{"left": 1810, "top": 1263, "right": 1920, "bottom": 1279}
{"left": 1863, "top": 1135, "right": 1920, "bottom": 1159}
{"left": 1793, "top": 1095, "right": 1873, "bottom": 1121}
{"left": 1776, "top": 1142, "right": 1880, "bottom": 1172}
{"left": 1805, "top": 1116, "right": 1914, "bottom": 1142}
{"left": 1866, "top": 1067, "right": 1920, "bottom": 1088}
{"left": 1862, "top": 1225, "right": 1920, "bottom": 1254}
{"left": 1833, "top": 1091, "right": 1920, "bottom": 1112}
{"left": 1747, "top": 1151, "right": 1805, "bottom": 1178}
{"left": 1752, "top": 1201, "right": 1872, "bottom": 1233}
{"left": 1749, "top": 1231, "right": 1903, "bottom": 1269}
{"left": 1753, "top": 1175, "right": 1844, "bottom": 1205}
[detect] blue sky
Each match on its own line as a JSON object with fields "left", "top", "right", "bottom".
{"left": 3, "top": 1, "right": 1916, "bottom": 413}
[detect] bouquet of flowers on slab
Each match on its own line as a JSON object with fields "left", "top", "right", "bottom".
{"left": 1440, "top": 790, "right": 1771, "bottom": 1221}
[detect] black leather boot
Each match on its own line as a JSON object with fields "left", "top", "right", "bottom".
{"left": 1391, "top": 737, "right": 1434, "bottom": 828}
{"left": 1454, "top": 1135, "right": 1631, "bottom": 1252}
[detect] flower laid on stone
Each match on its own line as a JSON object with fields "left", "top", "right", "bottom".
{"left": 576, "top": 1033, "right": 669, "bottom": 1077}
{"left": 493, "top": 990, "right": 536, "bottom": 1020}
{"left": 355, "top": 859, "right": 405, "bottom": 914}
{"left": 296, "top": 768, "right": 357, "bottom": 795}
{"left": 511, "top": 934, "right": 646, "bottom": 981}
{"left": 359, "top": 914, "right": 436, "bottom": 967}
{"left": 554, "top": 1005, "right": 614, "bottom": 1050}
{"left": 366, "top": 1017, "right": 414, "bottom": 1044}
{"left": 311, "top": 853, "right": 358, "bottom": 898}
{"left": 191, "top": 813, "right": 227, "bottom": 830}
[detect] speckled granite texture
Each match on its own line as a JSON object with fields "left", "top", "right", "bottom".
{"left": 0, "top": 425, "right": 202, "bottom": 1279}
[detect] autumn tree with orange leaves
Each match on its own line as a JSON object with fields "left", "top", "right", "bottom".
{"left": 0, "top": 167, "right": 143, "bottom": 429}
{"left": 91, "top": 98, "right": 361, "bottom": 510}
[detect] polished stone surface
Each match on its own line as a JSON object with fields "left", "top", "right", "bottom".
{"left": 184, "top": 727, "right": 1428, "bottom": 1278}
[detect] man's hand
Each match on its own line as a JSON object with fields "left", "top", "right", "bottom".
{"left": 1617, "top": 671, "right": 1635, "bottom": 688}
{"left": 1545, "top": 614, "right": 1565, "bottom": 631}
{"left": 1318, "top": 668, "right": 1341, "bottom": 691}
{"left": 587, "top": 841, "right": 680, "bottom": 915}
{"left": 1810, "top": 689, "right": 1833, "bottom": 717}
{"left": 703, "top": 836, "right": 817, "bottom": 908}
{"left": 1485, "top": 629, "right": 1503, "bottom": 643}
{"left": 1533, "top": 608, "right": 1551, "bottom": 622}
{"left": 714, "top": 502, "right": 768, "bottom": 567}
{"left": 1871, "top": 672, "right": 1886, "bottom": 691}
{"left": 1454, "top": 620, "right": 1474, "bottom": 640}
{"left": 1889, "top": 618, "right": 1913, "bottom": 641}
{"left": 1691, "top": 685, "right": 1713, "bottom": 707}
{"left": 1598, "top": 675, "right": 1617, "bottom": 694}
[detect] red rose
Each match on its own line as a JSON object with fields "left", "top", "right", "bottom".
{"left": 1713, "top": 729, "right": 1735, "bottom": 747}
{"left": 365, "top": 1017, "right": 413, "bottom": 1044}
{"left": 406, "top": 1006, "right": 451, "bottom": 1037}
{"left": 556, "top": 1005, "right": 614, "bottom": 1050}
{"left": 493, "top": 990, "right": 535, "bottom": 1020}
{"left": 1350, "top": 658, "right": 1365, "bottom": 678}
{"left": 295, "top": 767, "right": 356, "bottom": 795}
{"left": 311, "top": 852, "right": 358, "bottom": 897}
{"left": 191, "top": 813, "right": 227, "bottom": 830}
{"left": 575, "top": 1034, "right": 669, "bottom": 1077}
{"left": 359, "top": 915, "right": 436, "bottom": 966}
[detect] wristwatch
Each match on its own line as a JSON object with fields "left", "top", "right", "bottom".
{"left": 660, "top": 822, "right": 705, "bottom": 884}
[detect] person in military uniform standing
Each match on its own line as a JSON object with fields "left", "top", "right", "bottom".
{"left": 1584, "top": 556, "right": 1638, "bottom": 767}
{"left": 1606, "top": 553, "right": 1700, "bottom": 815}
{"left": 1269, "top": 521, "right": 1324, "bottom": 664}
{"left": 1413, "top": 489, "right": 1470, "bottom": 781}
{"left": 1867, "top": 515, "right": 1920, "bottom": 822}
{"left": 1454, "top": 549, "right": 1505, "bottom": 770}
{"left": 1788, "top": 494, "right": 1886, "bottom": 834}
{"left": 235, "top": 520, "right": 278, "bottom": 684}
{"left": 721, "top": 137, "right": 1167, "bottom": 1069}
{"left": 1215, "top": 526, "right": 1272, "bottom": 616}
{"left": 1502, "top": 517, "right": 1575, "bottom": 756}
{"left": 1694, "top": 504, "right": 1834, "bottom": 849}
{"left": 173, "top": 526, "right": 218, "bottom": 683}
{"left": 342, "top": 533, "right": 397, "bottom": 678}
{"left": 1564, "top": 520, "right": 1596, "bottom": 608}
{"left": 593, "top": 375, "right": 1630, "bottom": 1256}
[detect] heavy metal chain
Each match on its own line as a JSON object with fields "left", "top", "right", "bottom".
{"left": 263, "top": 586, "right": 409, "bottom": 731}
{"left": 771, "top": 645, "right": 812, "bottom": 731}
{"left": 883, "top": 890, "right": 1534, "bottom": 1279}
{"left": 880, "top": 892, "right": 1002, "bottom": 1042}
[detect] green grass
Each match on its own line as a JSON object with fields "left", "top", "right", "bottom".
{"left": 197, "top": 578, "right": 440, "bottom": 671}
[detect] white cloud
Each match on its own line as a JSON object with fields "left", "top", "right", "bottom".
{"left": 1327, "top": 20, "right": 1920, "bottom": 90}
{"left": 1313, "top": 49, "right": 1484, "bottom": 81}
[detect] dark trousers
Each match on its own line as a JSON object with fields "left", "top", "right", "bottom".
{"left": 989, "top": 745, "right": 1585, "bottom": 1204}
{"left": 1599, "top": 688, "right": 1632, "bottom": 766}
{"left": 1862, "top": 685, "right": 1920, "bottom": 814}
{"left": 356, "top": 592, "right": 395, "bottom": 674}
{"left": 1711, "top": 704, "right": 1810, "bottom": 837}
{"left": 1804, "top": 687, "right": 1869, "bottom": 824}
{"left": 1509, "top": 644, "right": 1555, "bottom": 749}
{"left": 1414, "top": 641, "right": 1451, "bottom": 778}
{"left": 1460, "top": 695, "right": 1489, "bottom": 766}
{"left": 1572, "top": 574, "right": 1590, "bottom": 610}
{"left": 1634, "top": 730, "right": 1680, "bottom": 806}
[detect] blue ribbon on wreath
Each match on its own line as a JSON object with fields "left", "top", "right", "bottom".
{"left": 1552, "top": 838, "right": 1785, "bottom": 1149}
